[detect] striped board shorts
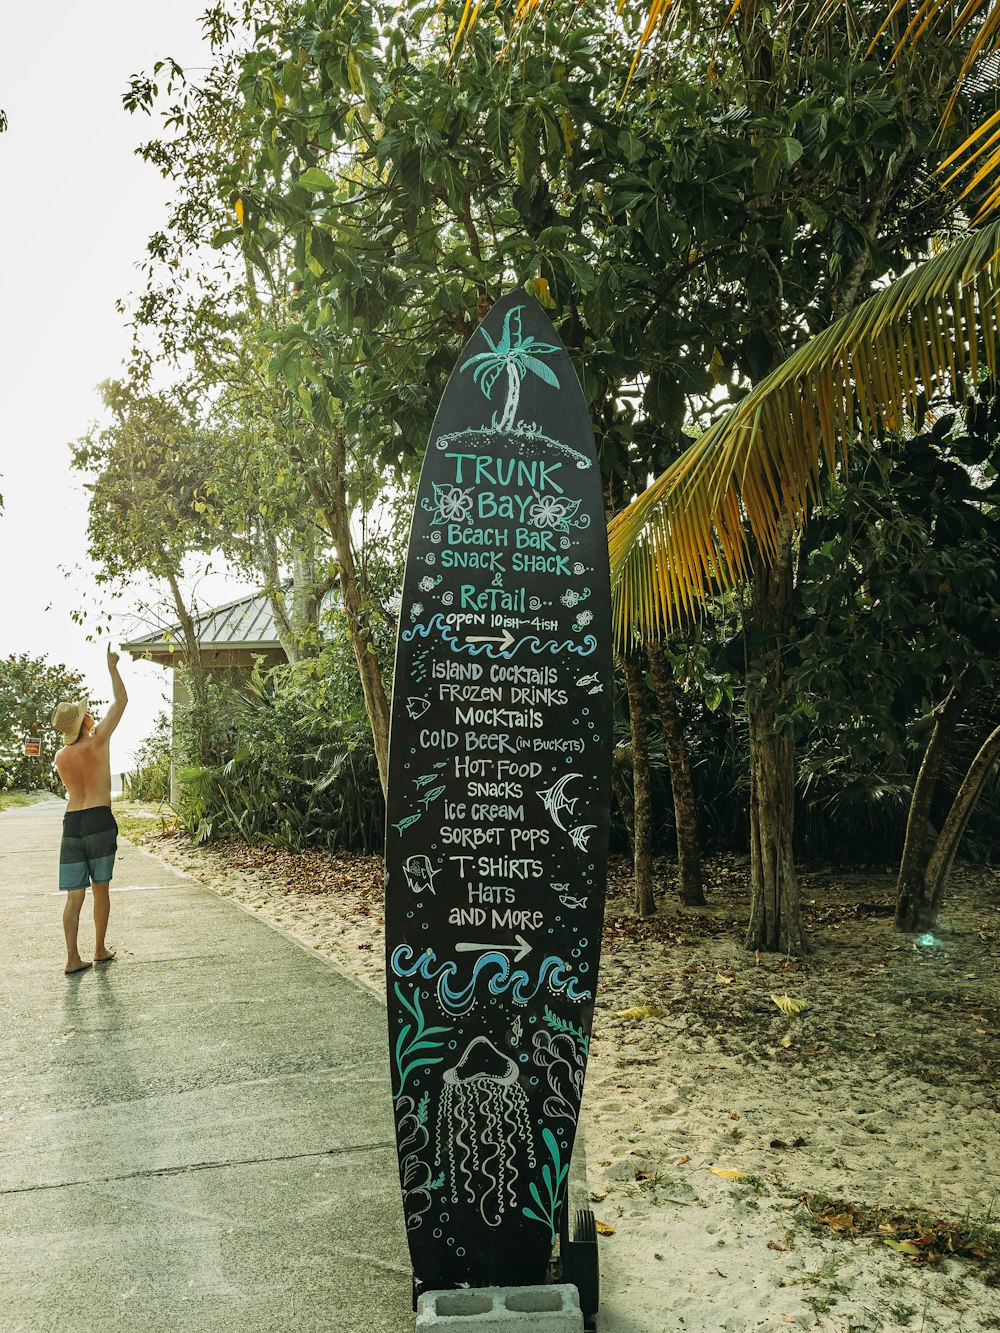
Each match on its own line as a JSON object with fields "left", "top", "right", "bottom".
{"left": 59, "top": 807, "right": 118, "bottom": 891}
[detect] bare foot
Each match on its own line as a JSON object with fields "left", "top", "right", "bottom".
{"left": 94, "top": 948, "right": 117, "bottom": 964}
{"left": 65, "top": 960, "right": 92, "bottom": 975}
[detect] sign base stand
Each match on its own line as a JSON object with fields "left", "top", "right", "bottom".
{"left": 415, "top": 1284, "right": 584, "bottom": 1331}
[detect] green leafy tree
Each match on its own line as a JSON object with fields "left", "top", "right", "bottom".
{"left": 0, "top": 655, "right": 88, "bottom": 792}
{"left": 789, "top": 397, "right": 1000, "bottom": 926}
{"left": 71, "top": 380, "right": 219, "bottom": 723}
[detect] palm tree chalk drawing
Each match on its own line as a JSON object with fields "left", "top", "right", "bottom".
{"left": 460, "top": 304, "right": 561, "bottom": 430}
{"left": 431, "top": 303, "right": 592, "bottom": 469}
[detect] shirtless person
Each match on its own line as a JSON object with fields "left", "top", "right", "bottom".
{"left": 51, "top": 647, "right": 128, "bottom": 975}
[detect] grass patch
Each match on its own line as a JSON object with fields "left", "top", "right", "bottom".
{"left": 801, "top": 1193, "right": 999, "bottom": 1282}
{"left": 111, "top": 798, "right": 177, "bottom": 844}
{"left": 0, "top": 790, "right": 54, "bottom": 812}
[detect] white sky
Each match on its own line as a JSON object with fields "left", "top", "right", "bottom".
{"left": 0, "top": 3, "right": 250, "bottom": 771}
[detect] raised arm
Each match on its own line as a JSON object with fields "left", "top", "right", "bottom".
{"left": 95, "top": 646, "right": 128, "bottom": 740}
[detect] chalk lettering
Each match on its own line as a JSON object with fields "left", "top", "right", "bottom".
{"left": 515, "top": 528, "right": 556, "bottom": 551}
{"left": 441, "top": 550, "right": 506, "bottom": 572}
{"left": 456, "top": 707, "right": 543, "bottom": 729}
{"left": 460, "top": 585, "right": 526, "bottom": 613}
{"left": 441, "top": 826, "right": 502, "bottom": 848}
{"left": 419, "top": 728, "right": 458, "bottom": 748}
{"left": 470, "top": 803, "right": 525, "bottom": 822}
{"left": 489, "top": 664, "right": 558, "bottom": 686}
{"left": 432, "top": 661, "right": 483, "bottom": 680}
{"left": 468, "top": 885, "right": 517, "bottom": 904}
{"left": 466, "top": 732, "right": 517, "bottom": 754}
{"left": 476, "top": 856, "right": 543, "bottom": 879}
{"left": 450, "top": 907, "right": 487, "bottom": 926}
{"left": 444, "top": 453, "right": 564, "bottom": 494}
{"left": 466, "top": 781, "right": 523, "bottom": 799}
{"left": 438, "top": 685, "right": 504, "bottom": 703}
{"left": 492, "top": 909, "right": 544, "bottom": 931}
{"left": 512, "top": 554, "right": 571, "bottom": 575}
{"left": 509, "top": 688, "right": 568, "bottom": 706}
{"left": 454, "top": 757, "right": 493, "bottom": 777}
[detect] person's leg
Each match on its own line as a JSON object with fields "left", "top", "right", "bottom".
{"left": 92, "top": 884, "right": 114, "bottom": 962}
{"left": 63, "top": 889, "right": 90, "bottom": 973}
{"left": 82, "top": 811, "right": 117, "bottom": 964}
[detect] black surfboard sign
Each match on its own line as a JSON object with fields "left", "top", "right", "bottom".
{"left": 385, "top": 289, "right": 612, "bottom": 1296}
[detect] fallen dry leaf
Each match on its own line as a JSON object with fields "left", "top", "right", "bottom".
{"left": 708, "top": 1166, "right": 745, "bottom": 1180}
{"left": 676, "top": 1155, "right": 690, "bottom": 1166}
{"left": 595, "top": 1220, "right": 616, "bottom": 1236}
{"left": 771, "top": 993, "right": 811, "bottom": 1017}
{"left": 616, "top": 1004, "right": 666, "bottom": 1021}
{"left": 884, "top": 1238, "right": 921, "bottom": 1255}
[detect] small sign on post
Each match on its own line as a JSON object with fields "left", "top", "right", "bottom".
{"left": 23, "top": 739, "right": 41, "bottom": 757}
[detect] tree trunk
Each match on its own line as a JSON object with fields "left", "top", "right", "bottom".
{"left": 645, "top": 636, "right": 705, "bottom": 906}
{"left": 895, "top": 683, "right": 967, "bottom": 931}
{"left": 289, "top": 547, "right": 326, "bottom": 657}
{"left": 922, "top": 722, "right": 1000, "bottom": 920}
{"left": 255, "top": 528, "right": 299, "bottom": 663}
{"left": 164, "top": 568, "right": 210, "bottom": 763}
{"left": 317, "top": 431, "right": 391, "bottom": 797}
{"left": 745, "top": 536, "right": 805, "bottom": 955}
{"left": 611, "top": 743, "right": 636, "bottom": 858}
{"left": 621, "top": 652, "right": 656, "bottom": 917}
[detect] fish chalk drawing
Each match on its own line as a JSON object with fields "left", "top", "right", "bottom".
{"left": 568, "top": 825, "right": 596, "bottom": 851}
{"left": 537, "top": 773, "right": 581, "bottom": 831}
{"left": 403, "top": 855, "right": 439, "bottom": 896}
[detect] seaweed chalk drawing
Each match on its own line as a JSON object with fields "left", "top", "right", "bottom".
{"left": 393, "top": 983, "right": 452, "bottom": 1101}
{"left": 522, "top": 1128, "right": 570, "bottom": 1244}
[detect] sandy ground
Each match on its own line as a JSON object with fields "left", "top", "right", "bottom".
{"left": 124, "top": 813, "right": 999, "bottom": 1332}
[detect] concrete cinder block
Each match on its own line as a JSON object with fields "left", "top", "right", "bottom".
{"left": 416, "top": 1284, "right": 584, "bottom": 1332}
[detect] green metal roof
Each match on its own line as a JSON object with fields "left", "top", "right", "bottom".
{"left": 122, "top": 589, "right": 282, "bottom": 657}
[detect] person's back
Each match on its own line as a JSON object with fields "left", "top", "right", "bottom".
{"left": 55, "top": 728, "right": 114, "bottom": 810}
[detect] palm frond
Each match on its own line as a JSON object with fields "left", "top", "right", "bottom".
{"left": 607, "top": 220, "right": 1000, "bottom": 646}
{"left": 871, "top": 0, "right": 1000, "bottom": 220}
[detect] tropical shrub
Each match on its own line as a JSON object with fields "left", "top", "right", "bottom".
{"left": 173, "top": 648, "right": 384, "bottom": 851}
{"left": 127, "top": 713, "right": 172, "bottom": 802}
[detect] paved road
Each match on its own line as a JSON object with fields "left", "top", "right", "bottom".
{"left": 0, "top": 801, "right": 413, "bottom": 1332}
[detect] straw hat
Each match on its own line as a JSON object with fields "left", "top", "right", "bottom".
{"left": 50, "top": 699, "right": 90, "bottom": 746}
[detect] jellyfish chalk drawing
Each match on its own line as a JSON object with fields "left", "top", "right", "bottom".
{"left": 434, "top": 1038, "right": 536, "bottom": 1229}
{"left": 385, "top": 290, "right": 611, "bottom": 1311}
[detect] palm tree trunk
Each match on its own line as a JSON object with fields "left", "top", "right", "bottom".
{"left": 499, "top": 363, "right": 521, "bottom": 430}
{"left": 895, "top": 682, "right": 967, "bottom": 931}
{"left": 621, "top": 652, "right": 656, "bottom": 917}
{"left": 611, "top": 743, "right": 636, "bottom": 857}
{"left": 645, "top": 636, "right": 705, "bottom": 906}
{"left": 746, "top": 535, "right": 804, "bottom": 955}
{"left": 923, "top": 722, "right": 1000, "bottom": 919}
